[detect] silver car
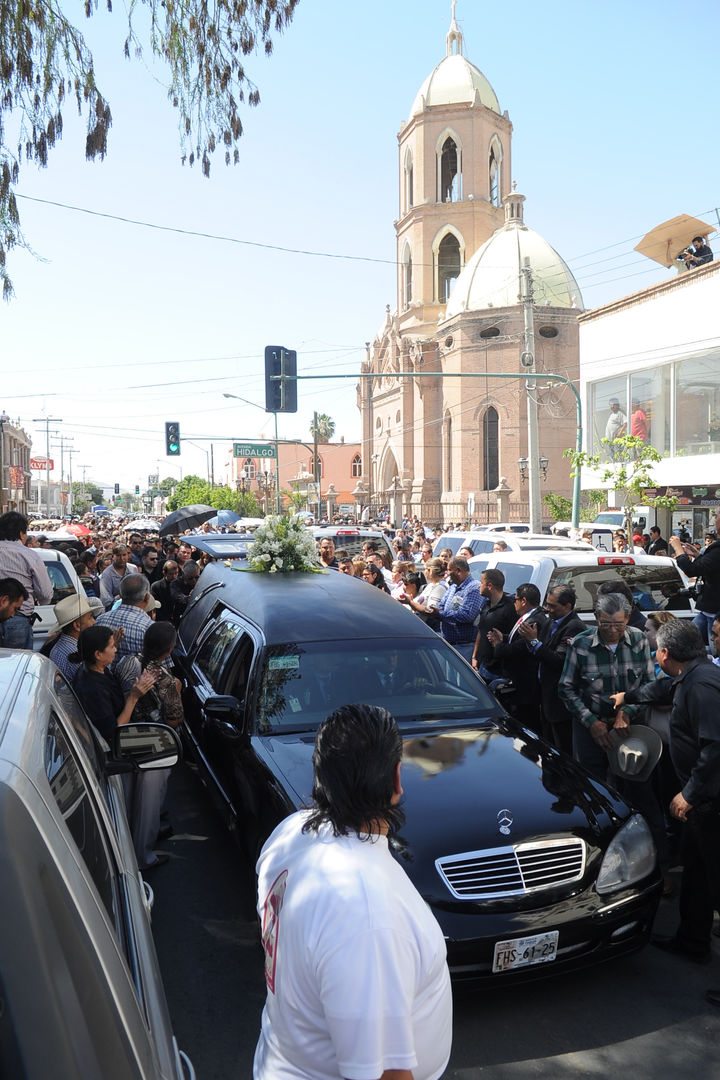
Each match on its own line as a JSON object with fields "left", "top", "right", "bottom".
{"left": 0, "top": 650, "right": 194, "bottom": 1078}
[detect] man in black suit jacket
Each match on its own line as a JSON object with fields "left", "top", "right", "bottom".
{"left": 517, "top": 584, "right": 585, "bottom": 753}
{"left": 647, "top": 526, "right": 668, "bottom": 556}
{"left": 486, "top": 583, "right": 548, "bottom": 729}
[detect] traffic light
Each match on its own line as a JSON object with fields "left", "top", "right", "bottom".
{"left": 114, "top": 482, "right": 120, "bottom": 494}
{"left": 135, "top": 485, "right": 140, "bottom": 495}
{"left": 264, "top": 346, "right": 298, "bottom": 413}
{"left": 165, "top": 421, "right": 181, "bottom": 456}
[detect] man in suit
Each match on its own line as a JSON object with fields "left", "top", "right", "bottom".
{"left": 517, "top": 584, "right": 585, "bottom": 753}
{"left": 486, "top": 583, "right": 548, "bottom": 729}
{"left": 648, "top": 526, "right": 668, "bottom": 556}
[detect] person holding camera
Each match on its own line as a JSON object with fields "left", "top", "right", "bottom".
{"left": 680, "top": 235, "right": 713, "bottom": 270}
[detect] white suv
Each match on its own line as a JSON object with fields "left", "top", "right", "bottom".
{"left": 433, "top": 530, "right": 594, "bottom": 559}
{"left": 34, "top": 548, "right": 90, "bottom": 649}
{"left": 467, "top": 549, "right": 693, "bottom": 623}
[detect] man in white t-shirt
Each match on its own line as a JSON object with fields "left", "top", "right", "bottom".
{"left": 253, "top": 704, "right": 452, "bottom": 1080}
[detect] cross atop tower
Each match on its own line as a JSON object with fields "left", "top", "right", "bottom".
{"left": 447, "top": 0, "right": 463, "bottom": 56}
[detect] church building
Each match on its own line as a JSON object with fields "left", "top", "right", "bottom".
{"left": 357, "top": 6, "right": 583, "bottom": 524}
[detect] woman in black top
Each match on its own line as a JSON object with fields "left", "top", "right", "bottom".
{"left": 72, "top": 625, "right": 157, "bottom": 742}
{"left": 73, "top": 624, "right": 167, "bottom": 869}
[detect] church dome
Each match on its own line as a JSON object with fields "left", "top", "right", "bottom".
{"left": 444, "top": 192, "right": 584, "bottom": 316}
{"left": 409, "top": 10, "right": 500, "bottom": 120}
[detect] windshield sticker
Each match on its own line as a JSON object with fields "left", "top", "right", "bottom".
{"left": 268, "top": 656, "right": 300, "bottom": 671}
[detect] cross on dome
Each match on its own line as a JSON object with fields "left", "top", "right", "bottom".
{"left": 447, "top": 0, "right": 463, "bottom": 56}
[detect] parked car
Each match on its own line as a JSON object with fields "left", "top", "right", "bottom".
{"left": 0, "top": 649, "right": 192, "bottom": 1078}
{"left": 433, "top": 530, "right": 594, "bottom": 559}
{"left": 181, "top": 532, "right": 257, "bottom": 562}
{"left": 175, "top": 564, "right": 662, "bottom": 984}
{"left": 473, "top": 522, "right": 532, "bottom": 533}
{"left": 311, "top": 525, "right": 394, "bottom": 561}
{"left": 33, "top": 547, "right": 91, "bottom": 650}
{"left": 467, "top": 549, "right": 694, "bottom": 622}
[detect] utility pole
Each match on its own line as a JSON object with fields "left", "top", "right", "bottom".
{"left": 67, "top": 448, "right": 78, "bottom": 516}
{"left": 51, "top": 434, "right": 74, "bottom": 518}
{"left": 32, "top": 416, "right": 62, "bottom": 518}
{"left": 520, "top": 260, "right": 541, "bottom": 533}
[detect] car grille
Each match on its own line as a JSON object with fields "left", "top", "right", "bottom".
{"left": 436, "top": 838, "right": 586, "bottom": 900}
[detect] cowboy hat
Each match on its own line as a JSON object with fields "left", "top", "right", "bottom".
{"left": 606, "top": 724, "right": 663, "bottom": 783}
{"left": 53, "top": 593, "right": 93, "bottom": 631}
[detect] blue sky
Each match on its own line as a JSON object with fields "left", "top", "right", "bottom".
{"left": 3, "top": 0, "right": 718, "bottom": 493}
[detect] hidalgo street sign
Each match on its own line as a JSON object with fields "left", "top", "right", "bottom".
{"left": 233, "top": 442, "right": 277, "bottom": 459}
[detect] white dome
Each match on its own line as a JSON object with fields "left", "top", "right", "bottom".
{"left": 410, "top": 53, "right": 500, "bottom": 119}
{"left": 445, "top": 195, "right": 584, "bottom": 315}
{"left": 409, "top": 14, "right": 500, "bottom": 120}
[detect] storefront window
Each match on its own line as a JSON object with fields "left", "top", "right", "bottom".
{"left": 676, "top": 350, "right": 720, "bottom": 454}
{"left": 630, "top": 368, "right": 671, "bottom": 456}
{"left": 589, "top": 377, "right": 627, "bottom": 457}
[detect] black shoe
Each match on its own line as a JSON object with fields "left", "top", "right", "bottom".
{"left": 140, "top": 852, "right": 170, "bottom": 871}
{"left": 157, "top": 824, "right": 174, "bottom": 841}
{"left": 706, "top": 989, "right": 720, "bottom": 1007}
{"left": 651, "top": 934, "right": 711, "bottom": 964}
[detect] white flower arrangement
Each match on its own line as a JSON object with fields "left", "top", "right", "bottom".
{"left": 245, "top": 515, "right": 322, "bottom": 574}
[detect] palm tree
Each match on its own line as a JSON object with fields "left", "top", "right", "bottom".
{"left": 310, "top": 414, "right": 335, "bottom": 443}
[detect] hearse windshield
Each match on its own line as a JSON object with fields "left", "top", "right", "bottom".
{"left": 256, "top": 639, "right": 500, "bottom": 734}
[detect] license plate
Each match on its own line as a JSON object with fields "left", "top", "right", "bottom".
{"left": 492, "top": 930, "right": 559, "bottom": 973}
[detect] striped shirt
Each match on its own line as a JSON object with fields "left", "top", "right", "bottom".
{"left": 0, "top": 539, "right": 53, "bottom": 616}
{"left": 559, "top": 625, "right": 654, "bottom": 730}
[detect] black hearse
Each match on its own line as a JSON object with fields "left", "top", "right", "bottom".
{"left": 175, "top": 564, "right": 662, "bottom": 982}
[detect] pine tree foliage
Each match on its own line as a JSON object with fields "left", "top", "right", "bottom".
{"left": 0, "top": 0, "right": 300, "bottom": 298}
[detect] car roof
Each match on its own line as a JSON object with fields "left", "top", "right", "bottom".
{"left": 0, "top": 650, "right": 49, "bottom": 758}
{"left": 181, "top": 533, "right": 255, "bottom": 559}
{"left": 468, "top": 549, "right": 674, "bottom": 568}
{"left": 181, "top": 562, "right": 435, "bottom": 646}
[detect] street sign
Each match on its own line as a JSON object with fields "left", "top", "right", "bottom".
{"left": 30, "top": 457, "right": 53, "bottom": 470}
{"left": 233, "top": 442, "right": 277, "bottom": 459}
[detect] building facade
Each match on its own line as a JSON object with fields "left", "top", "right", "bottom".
{"left": 0, "top": 416, "right": 32, "bottom": 516}
{"left": 579, "top": 259, "right": 720, "bottom": 538}
{"left": 358, "top": 12, "right": 583, "bottom": 525}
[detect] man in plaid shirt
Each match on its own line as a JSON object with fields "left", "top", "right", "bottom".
{"left": 438, "top": 557, "right": 485, "bottom": 664}
{"left": 559, "top": 593, "right": 654, "bottom": 780}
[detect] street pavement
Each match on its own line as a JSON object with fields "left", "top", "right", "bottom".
{"left": 152, "top": 763, "right": 720, "bottom": 1079}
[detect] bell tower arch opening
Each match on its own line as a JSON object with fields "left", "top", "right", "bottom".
{"left": 437, "top": 132, "right": 462, "bottom": 204}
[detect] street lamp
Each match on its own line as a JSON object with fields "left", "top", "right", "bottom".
{"left": 237, "top": 466, "right": 249, "bottom": 494}
{"left": 517, "top": 455, "right": 549, "bottom": 483}
{"left": 256, "top": 465, "right": 274, "bottom": 514}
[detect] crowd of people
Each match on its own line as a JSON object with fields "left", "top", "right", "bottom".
{"left": 2, "top": 502, "right": 720, "bottom": 1036}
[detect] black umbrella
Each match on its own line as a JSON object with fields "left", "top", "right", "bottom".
{"left": 159, "top": 504, "right": 217, "bottom": 537}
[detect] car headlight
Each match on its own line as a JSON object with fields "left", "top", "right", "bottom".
{"left": 596, "top": 814, "right": 657, "bottom": 895}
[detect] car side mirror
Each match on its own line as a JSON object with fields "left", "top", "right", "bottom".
{"left": 204, "top": 695, "right": 244, "bottom": 724}
{"left": 107, "top": 723, "right": 182, "bottom": 773}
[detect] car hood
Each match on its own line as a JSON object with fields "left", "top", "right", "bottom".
{"left": 258, "top": 720, "right": 627, "bottom": 888}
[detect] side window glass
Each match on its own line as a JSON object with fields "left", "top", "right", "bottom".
{"left": 195, "top": 615, "right": 245, "bottom": 690}
{"left": 495, "top": 562, "right": 535, "bottom": 596}
{"left": 45, "top": 561, "right": 77, "bottom": 604}
{"left": 53, "top": 670, "right": 105, "bottom": 782}
{"left": 45, "top": 712, "right": 120, "bottom": 933}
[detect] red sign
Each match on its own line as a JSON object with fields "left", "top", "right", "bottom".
{"left": 30, "top": 457, "right": 54, "bottom": 471}
{"left": 8, "top": 466, "right": 24, "bottom": 490}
